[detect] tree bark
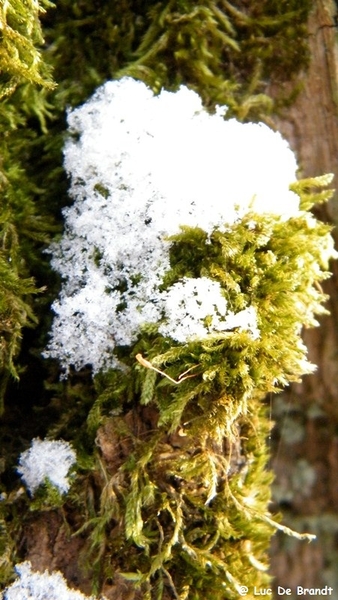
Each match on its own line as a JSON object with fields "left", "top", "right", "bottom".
{"left": 269, "top": 0, "right": 338, "bottom": 593}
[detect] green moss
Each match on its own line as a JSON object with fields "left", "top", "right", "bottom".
{"left": 0, "top": 0, "right": 55, "bottom": 98}
{"left": 116, "top": 0, "right": 312, "bottom": 119}
{"left": 0, "top": 0, "right": 314, "bottom": 399}
{"left": 0, "top": 1, "right": 57, "bottom": 411}
{"left": 73, "top": 178, "right": 329, "bottom": 597}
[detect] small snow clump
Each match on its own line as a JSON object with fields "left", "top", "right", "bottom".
{"left": 158, "top": 277, "right": 259, "bottom": 343}
{"left": 2, "top": 561, "right": 103, "bottom": 600}
{"left": 17, "top": 439, "right": 76, "bottom": 495}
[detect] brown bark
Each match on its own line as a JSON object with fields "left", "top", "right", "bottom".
{"left": 268, "top": 0, "right": 338, "bottom": 593}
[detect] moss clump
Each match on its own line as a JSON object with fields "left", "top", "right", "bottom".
{"left": 0, "top": 0, "right": 314, "bottom": 402}
{"left": 0, "top": 0, "right": 54, "bottom": 98}
{"left": 39, "top": 0, "right": 312, "bottom": 122}
{"left": 116, "top": 0, "right": 312, "bottom": 119}
{"left": 0, "top": 0, "right": 57, "bottom": 412}
{"left": 74, "top": 177, "right": 331, "bottom": 598}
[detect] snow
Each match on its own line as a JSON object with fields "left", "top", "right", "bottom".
{"left": 45, "top": 77, "right": 299, "bottom": 374}
{"left": 17, "top": 439, "right": 76, "bottom": 495}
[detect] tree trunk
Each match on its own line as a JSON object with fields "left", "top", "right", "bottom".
{"left": 269, "top": 0, "right": 338, "bottom": 593}
{"left": 2, "top": 2, "right": 338, "bottom": 598}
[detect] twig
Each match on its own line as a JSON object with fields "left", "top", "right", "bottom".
{"left": 162, "top": 567, "right": 179, "bottom": 600}
{"left": 135, "top": 354, "right": 199, "bottom": 385}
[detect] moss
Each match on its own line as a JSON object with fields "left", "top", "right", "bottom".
{"left": 0, "top": 0, "right": 315, "bottom": 398}
{"left": 0, "top": 0, "right": 57, "bottom": 412}
{"left": 0, "top": 0, "right": 55, "bottom": 98}
{"left": 116, "top": 0, "right": 312, "bottom": 119}
{"left": 73, "top": 179, "right": 329, "bottom": 597}
{"left": 78, "top": 401, "right": 273, "bottom": 598}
